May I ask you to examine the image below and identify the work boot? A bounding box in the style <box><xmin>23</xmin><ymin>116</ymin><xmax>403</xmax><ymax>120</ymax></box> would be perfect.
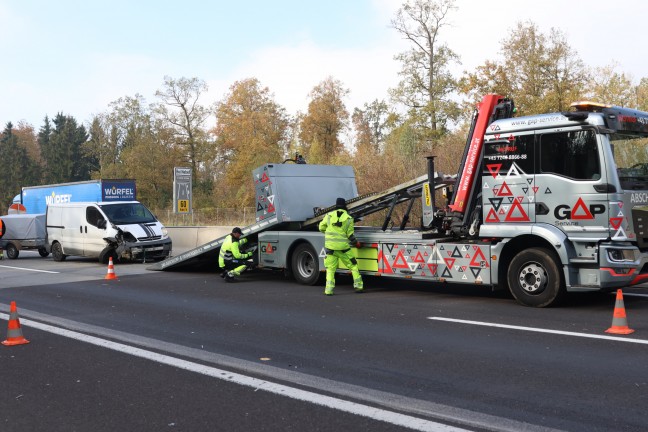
<box><xmin>225</xmin><ymin>272</ymin><xmax>236</xmax><ymax>283</ymax></box>
<box><xmin>354</xmin><ymin>287</ymin><xmax>364</xmax><ymax>293</ymax></box>
<box><xmin>220</xmin><ymin>271</ymin><xmax>227</xmax><ymax>278</ymax></box>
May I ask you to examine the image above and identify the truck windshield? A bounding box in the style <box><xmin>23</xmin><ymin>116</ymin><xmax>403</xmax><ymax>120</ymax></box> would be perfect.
<box><xmin>611</xmin><ymin>133</ymin><xmax>648</xmax><ymax>190</ymax></box>
<box><xmin>98</xmin><ymin>203</ymin><xmax>157</xmax><ymax>224</ymax></box>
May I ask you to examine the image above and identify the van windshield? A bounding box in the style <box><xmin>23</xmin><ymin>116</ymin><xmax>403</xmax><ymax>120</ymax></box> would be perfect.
<box><xmin>611</xmin><ymin>133</ymin><xmax>648</xmax><ymax>190</ymax></box>
<box><xmin>98</xmin><ymin>203</ymin><xmax>157</xmax><ymax>224</ymax></box>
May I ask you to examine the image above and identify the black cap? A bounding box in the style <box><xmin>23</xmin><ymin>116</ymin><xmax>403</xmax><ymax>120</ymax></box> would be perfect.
<box><xmin>232</xmin><ymin>227</ymin><xmax>243</xmax><ymax>235</ymax></box>
<box><xmin>335</xmin><ymin>197</ymin><xmax>346</xmax><ymax>209</ymax></box>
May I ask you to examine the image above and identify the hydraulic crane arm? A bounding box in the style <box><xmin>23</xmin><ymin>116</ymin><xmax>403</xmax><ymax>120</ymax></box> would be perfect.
<box><xmin>448</xmin><ymin>94</ymin><xmax>515</xmax><ymax>214</ymax></box>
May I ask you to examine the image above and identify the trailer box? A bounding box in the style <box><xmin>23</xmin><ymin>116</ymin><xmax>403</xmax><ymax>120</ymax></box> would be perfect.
<box><xmin>20</xmin><ymin>179</ymin><xmax>136</xmax><ymax>214</ymax></box>
<box><xmin>0</xmin><ymin>214</ymin><xmax>49</xmax><ymax>259</ymax></box>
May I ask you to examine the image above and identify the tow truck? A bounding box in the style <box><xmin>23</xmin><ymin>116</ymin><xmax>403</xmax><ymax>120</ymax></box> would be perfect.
<box><xmin>150</xmin><ymin>94</ymin><xmax>648</xmax><ymax>307</ymax></box>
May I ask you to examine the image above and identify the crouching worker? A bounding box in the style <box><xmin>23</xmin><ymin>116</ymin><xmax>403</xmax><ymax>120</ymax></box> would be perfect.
<box><xmin>219</xmin><ymin>227</ymin><xmax>254</xmax><ymax>283</ymax></box>
<box><xmin>318</xmin><ymin>197</ymin><xmax>363</xmax><ymax>295</ymax></box>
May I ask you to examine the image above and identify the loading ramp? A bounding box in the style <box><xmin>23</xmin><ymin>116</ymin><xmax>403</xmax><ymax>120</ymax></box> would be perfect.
<box><xmin>148</xmin><ymin>164</ymin><xmax>453</xmax><ymax>271</ymax></box>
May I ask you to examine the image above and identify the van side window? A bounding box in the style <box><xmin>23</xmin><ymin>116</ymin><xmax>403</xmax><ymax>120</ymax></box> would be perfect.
<box><xmin>86</xmin><ymin>207</ymin><xmax>104</xmax><ymax>227</ymax></box>
<box><xmin>540</xmin><ymin>130</ymin><xmax>600</xmax><ymax>180</ymax></box>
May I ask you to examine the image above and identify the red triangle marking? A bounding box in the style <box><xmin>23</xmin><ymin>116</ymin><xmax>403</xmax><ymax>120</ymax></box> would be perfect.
<box><xmin>392</xmin><ymin>250</ymin><xmax>409</xmax><ymax>268</ymax></box>
<box><xmin>571</xmin><ymin>198</ymin><xmax>594</xmax><ymax>220</ymax></box>
<box><xmin>427</xmin><ymin>264</ymin><xmax>438</xmax><ymax>275</ymax></box>
<box><xmin>443</xmin><ymin>258</ymin><xmax>456</xmax><ymax>268</ymax></box>
<box><xmin>261</xmin><ymin>172</ymin><xmax>270</xmax><ymax>182</ymax></box>
<box><xmin>486</xmin><ymin>164</ymin><xmax>502</xmax><ymax>178</ymax></box>
<box><xmin>486</xmin><ymin>209</ymin><xmax>499</xmax><ymax>222</ymax></box>
<box><xmin>609</xmin><ymin>217</ymin><xmax>623</xmax><ymax>229</ymax></box>
<box><xmin>413</xmin><ymin>251</ymin><xmax>425</xmax><ymax>263</ymax></box>
<box><xmin>378</xmin><ymin>250</ymin><xmax>393</xmax><ymax>274</ymax></box>
<box><xmin>505</xmin><ymin>200</ymin><xmax>530</xmax><ymax>222</ymax></box>
<box><xmin>469</xmin><ymin>248</ymin><xmax>490</xmax><ymax>268</ymax></box>
<box><xmin>498</xmin><ymin>182</ymin><xmax>513</xmax><ymax>196</ymax></box>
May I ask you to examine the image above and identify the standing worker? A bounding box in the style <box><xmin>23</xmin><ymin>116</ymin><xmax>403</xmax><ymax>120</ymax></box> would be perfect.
<box><xmin>318</xmin><ymin>197</ymin><xmax>363</xmax><ymax>295</ymax></box>
<box><xmin>219</xmin><ymin>227</ymin><xmax>254</xmax><ymax>282</ymax></box>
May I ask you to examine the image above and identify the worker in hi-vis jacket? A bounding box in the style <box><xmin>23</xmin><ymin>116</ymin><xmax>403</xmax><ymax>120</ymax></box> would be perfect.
<box><xmin>219</xmin><ymin>227</ymin><xmax>254</xmax><ymax>282</ymax></box>
<box><xmin>318</xmin><ymin>197</ymin><xmax>363</xmax><ymax>295</ymax></box>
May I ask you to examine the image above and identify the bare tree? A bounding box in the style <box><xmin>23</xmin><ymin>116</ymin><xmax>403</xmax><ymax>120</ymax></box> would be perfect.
<box><xmin>153</xmin><ymin>76</ymin><xmax>212</xmax><ymax>180</ymax></box>
<box><xmin>390</xmin><ymin>0</ymin><xmax>459</xmax><ymax>138</ymax></box>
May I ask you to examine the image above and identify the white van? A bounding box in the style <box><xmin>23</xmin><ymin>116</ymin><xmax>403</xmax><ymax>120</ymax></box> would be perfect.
<box><xmin>46</xmin><ymin>201</ymin><xmax>172</xmax><ymax>263</ymax></box>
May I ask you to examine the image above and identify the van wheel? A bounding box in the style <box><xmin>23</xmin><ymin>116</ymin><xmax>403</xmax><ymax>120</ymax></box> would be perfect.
<box><xmin>51</xmin><ymin>242</ymin><xmax>67</xmax><ymax>262</ymax></box>
<box><xmin>38</xmin><ymin>248</ymin><xmax>50</xmax><ymax>258</ymax></box>
<box><xmin>99</xmin><ymin>248</ymin><xmax>118</xmax><ymax>264</ymax></box>
<box><xmin>507</xmin><ymin>247</ymin><xmax>564</xmax><ymax>307</ymax></box>
<box><xmin>291</xmin><ymin>243</ymin><xmax>323</xmax><ymax>285</ymax></box>
<box><xmin>6</xmin><ymin>243</ymin><xmax>19</xmax><ymax>259</ymax></box>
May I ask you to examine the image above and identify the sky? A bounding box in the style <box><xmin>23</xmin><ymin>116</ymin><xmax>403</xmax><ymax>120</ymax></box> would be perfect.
<box><xmin>1</xmin><ymin>0</ymin><xmax>648</xmax><ymax>130</ymax></box>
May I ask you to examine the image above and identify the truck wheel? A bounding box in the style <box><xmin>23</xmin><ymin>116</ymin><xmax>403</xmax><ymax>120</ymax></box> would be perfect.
<box><xmin>38</xmin><ymin>248</ymin><xmax>50</xmax><ymax>258</ymax></box>
<box><xmin>6</xmin><ymin>243</ymin><xmax>19</xmax><ymax>259</ymax></box>
<box><xmin>51</xmin><ymin>242</ymin><xmax>67</xmax><ymax>262</ymax></box>
<box><xmin>291</xmin><ymin>243</ymin><xmax>322</xmax><ymax>285</ymax></box>
<box><xmin>507</xmin><ymin>247</ymin><xmax>564</xmax><ymax>307</ymax></box>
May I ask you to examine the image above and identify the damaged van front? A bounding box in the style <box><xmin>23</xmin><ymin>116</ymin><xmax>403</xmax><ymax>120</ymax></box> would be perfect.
<box><xmin>46</xmin><ymin>201</ymin><xmax>172</xmax><ymax>263</ymax></box>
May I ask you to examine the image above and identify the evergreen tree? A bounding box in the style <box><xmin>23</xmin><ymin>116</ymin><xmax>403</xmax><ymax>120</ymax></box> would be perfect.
<box><xmin>40</xmin><ymin>114</ymin><xmax>90</xmax><ymax>183</ymax></box>
<box><xmin>0</xmin><ymin>123</ymin><xmax>39</xmax><ymax>213</ymax></box>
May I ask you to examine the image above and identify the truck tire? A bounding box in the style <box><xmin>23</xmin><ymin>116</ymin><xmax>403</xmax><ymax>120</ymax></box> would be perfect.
<box><xmin>38</xmin><ymin>248</ymin><xmax>50</xmax><ymax>258</ymax></box>
<box><xmin>507</xmin><ymin>247</ymin><xmax>564</xmax><ymax>307</ymax></box>
<box><xmin>291</xmin><ymin>243</ymin><xmax>322</xmax><ymax>285</ymax></box>
<box><xmin>6</xmin><ymin>243</ymin><xmax>19</xmax><ymax>259</ymax></box>
<box><xmin>51</xmin><ymin>242</ymin><xmax>67</xmax><ymax>262</ymax></box>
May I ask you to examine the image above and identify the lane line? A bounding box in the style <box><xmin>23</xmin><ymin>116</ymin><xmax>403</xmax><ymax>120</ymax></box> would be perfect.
<box><xmin>1</xmin><ymin>306</ymin><xmax>558</xmax><ymax>432</ymax></box>
<box><xmin>428</xmin><ymin>317</ymin><xmax>648</xmax><ymax>345</ymax></box>
<box><xmin>0</xmin><ymin>313</ymin><xmax>468</xmax><ymax>432</ymax></box>
<box><xmin>0</xmin><ymin>265</ymin><xmax>59</xmax><ymax>274</ymax></box>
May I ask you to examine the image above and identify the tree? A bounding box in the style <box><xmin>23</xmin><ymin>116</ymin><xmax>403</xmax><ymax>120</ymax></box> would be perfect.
<box><xmin>352</xmin><ymin>99</ymin><xmax>393</xmax><ymax>155</ymax></box>
<box><xmin>0</xmin><ymin>123</ymin><xmax>39</xmax><ymax>213</ymax></box>
<box><xmin>390</xmin><ymin>0</ymin><xmax>460</xmax><ymax>139</ymax></box>
<box><xmin>86</xmin><ymin>115</ymin><xmax>113</xmax><ymax>178</ymax></box>
<box><xmin>460</xmin><ymin>22</ymin><xmax>588</xmax><ymax>115</ymax></box>
<box><xmin>214</xmin><ymin>78</ymin><xmax>289</xmax><ymax>207</ymax></box>
<box><xmin>86</xmin><ymin>95</ymin><xmax>181</xmax><ymax>209</ymax></box>
<box><xmin>39</xmin><ymin>114</ymin><xmax>90</xmax><ymax>183</ymax></box>
<box><xmin>544</xmin><ymin>28</ymin><xmax>589</xmax><ymax>111</ymax></box>
<box><xmin>635</xmin><ymin>77</ymin><xmax>648</xmax><ymax>111</ymax></box>
<box><xmin>588</xmin><ymin>63</ymin><xmax>635</xmax><ymax>107</ymax></box>
<box><xmin>153</xmin><ymin>76</ymin><xmax>212</xmax><ymax>182</ymax></box>
<box><xmin>299</xmin><ymin>77</ymin><xmax>349</xmax><ymax>163</ymax></box>
<box><xmin>118</xmin><ymin>122</ymin><xmax>181</xmax><ymax>209</ymax></box>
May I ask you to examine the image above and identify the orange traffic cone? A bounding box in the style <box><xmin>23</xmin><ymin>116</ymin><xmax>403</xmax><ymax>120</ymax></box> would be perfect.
<box><xmin>605</xmin><ymin>289</ymin><xmax>634</xmax><ymax>334</ymax></box>
<box><xmin>2</xmin><ymin>301</ymin><xmax>30</xmax><ymax>346</ymax></box>
<box><xmin>105</xmin><ymin>257</ymin><xmax>118</xmax><ymax>280</ymax></box>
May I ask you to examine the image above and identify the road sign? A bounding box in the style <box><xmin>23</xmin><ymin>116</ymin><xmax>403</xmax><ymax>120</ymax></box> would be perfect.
<box><xmin>173</xmin><ymin>167</ymin><xmax>192</xmax><ymax>214</ymax></box>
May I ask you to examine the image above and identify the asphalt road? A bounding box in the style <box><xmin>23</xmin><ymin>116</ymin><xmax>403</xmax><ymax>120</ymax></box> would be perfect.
<box><xmin>1</xmin><ymin>252</ymin><xmax>647</xmax><ymax>432</ymax></box>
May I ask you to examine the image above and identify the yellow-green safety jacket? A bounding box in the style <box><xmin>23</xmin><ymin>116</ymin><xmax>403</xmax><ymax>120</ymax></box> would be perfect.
<box><xmin>318</xmin><ymin>209</ymin><xmax>357</xmax><ymax>251</ymax></box>
<box><xmin>219</xmin><ymin>234</ymin><xmax>250</xmax><ymax>267</ymax></box>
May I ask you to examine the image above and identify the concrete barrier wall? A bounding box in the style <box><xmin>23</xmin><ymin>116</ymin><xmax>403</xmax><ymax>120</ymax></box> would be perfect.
<box><xmin>167</xmin><ymin>226</ymin><xmax>234</xmax><ymax>256</ymax></box>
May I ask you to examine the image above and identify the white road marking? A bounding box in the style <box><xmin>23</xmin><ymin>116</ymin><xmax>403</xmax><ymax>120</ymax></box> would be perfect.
<box><xmin>0</xmin><ymin>314</ymin><xmax>469</xmax><ymax>432</ymax></box>
<box><xmin>624</xmin><ymin>293</ymin><xmax>648</xmax><ymax>298</ymax></box>
<box><xmin>428</xmin><ymin>317</ymin><xmax>648</xmax><ymax>345</ymax></box>
<box><xmin>0</xmin><ymin>265</ymin><xmax>59</xmax><ymax>274</ymax></box>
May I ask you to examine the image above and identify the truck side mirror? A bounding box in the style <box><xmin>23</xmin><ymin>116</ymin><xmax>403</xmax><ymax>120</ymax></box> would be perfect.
<box><xmin>97</xmin><ymin>219</ymin><xmax>106</xmax><ymax>229</ymax></box>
